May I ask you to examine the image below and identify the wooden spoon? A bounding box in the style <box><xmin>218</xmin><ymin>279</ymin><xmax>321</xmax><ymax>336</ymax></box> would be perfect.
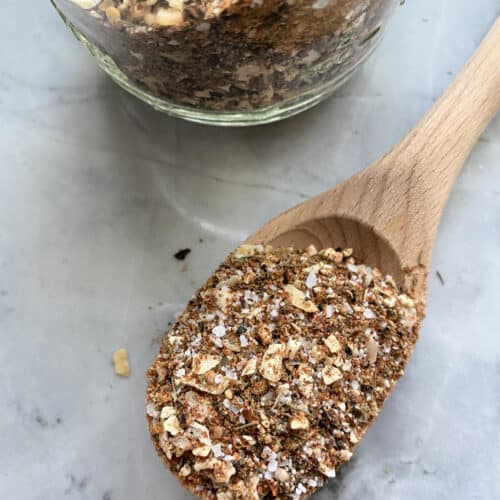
<box><xmin>147</xmin><ymin>20</ymin><xmax>500</xmax><ymax>499</ymax></box>
<box><xmin>248</xmin><ymin>18</ymin><xmax>500</xmax><ymax>303</ymax></box>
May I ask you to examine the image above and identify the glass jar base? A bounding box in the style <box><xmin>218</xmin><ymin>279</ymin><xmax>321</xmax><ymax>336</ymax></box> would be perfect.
<box><xmin>68</xmin><ymin>22</ymin><xmax>371</xmax><ymax>127</ymax></box>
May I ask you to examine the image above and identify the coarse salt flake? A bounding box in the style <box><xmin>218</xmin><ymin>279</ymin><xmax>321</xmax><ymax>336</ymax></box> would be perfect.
<box><xmin>146</xmin><ymin>403</ymin><xmax>159</xmax><ymax>418</ymax></box>
<box><xmin>212</xmin><ymin>325</ymin><xmax>226</xmax><ymax>337</ymax></box>
<box><xmin>211</xmin><ymin>337</ymin><xmax>223</xmax><ymax>348</ymax></box>
<box><xmin>267</xmin><ymin>458</ymin><xmax>278</xmax><ymax>472</ymax></box>
<box><xmin>212</xmin><ymin>444</ymin><xmax>224</xmax><ymax>458</ymax></box>
<box><xmin>363</xmin><ymin>308</ymin><xmax>376</xmax><ymax>319</ymax></box>
<box><xmin>325</xmin><ymin>304</ymin><xmax>333</xmax><ymax>318</ymax></box>
<box><xmin>306</xmin><ymin>272</ymin><xmax>317</xmax><ymax>289</ymax></box>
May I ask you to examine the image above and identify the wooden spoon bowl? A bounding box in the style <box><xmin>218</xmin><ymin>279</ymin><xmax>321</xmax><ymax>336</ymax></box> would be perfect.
<box><xmin>255</xmin><ymin>216</ymin><xmax>403</xmax><ymax>285</ymax></box>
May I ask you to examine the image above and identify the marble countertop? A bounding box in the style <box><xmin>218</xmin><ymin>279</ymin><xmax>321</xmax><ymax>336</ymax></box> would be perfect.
<box><xmin>1</xmin><ymin>1</ymin><xmax>499</xmax><ymax>499</ymax></box>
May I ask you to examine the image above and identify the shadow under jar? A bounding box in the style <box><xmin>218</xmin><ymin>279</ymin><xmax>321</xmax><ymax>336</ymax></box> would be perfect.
<box><xmin>52</xmin><ymin>0</ymin><xmax>400</xmax><ymax>126</ymax></box>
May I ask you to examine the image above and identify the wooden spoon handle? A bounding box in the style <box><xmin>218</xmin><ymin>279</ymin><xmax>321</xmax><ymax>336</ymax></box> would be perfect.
<box><xmin>359</xmin><ymin>17</ymin><xmax>500</xmax><ymax>274</ymax></box>
<box><xmin>387</xmin><ymin>16</ymin><xmax>500</xmax><ymax>187</ymax></box>
<box><xmin>247</xmin><ymin>18</ymin><xmax>500</xmax><ymax>298</ymax></box>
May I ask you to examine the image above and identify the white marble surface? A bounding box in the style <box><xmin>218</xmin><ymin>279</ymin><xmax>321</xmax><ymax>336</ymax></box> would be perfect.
<box><xmin>1</xmin><ymin>1</ymin><xmax>499</xmax><ymax>499</ymax></box>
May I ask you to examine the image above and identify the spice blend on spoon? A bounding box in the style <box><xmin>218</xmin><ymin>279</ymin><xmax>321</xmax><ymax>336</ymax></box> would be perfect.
<box><xmin>146</xmin><ymin>244</ymin><xmax>421</xmax><ymax>499</ymax></box>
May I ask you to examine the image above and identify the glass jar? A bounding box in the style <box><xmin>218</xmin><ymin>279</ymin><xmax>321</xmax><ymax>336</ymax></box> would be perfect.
<box><xmin>52</xmin><ymin>0</ymin><xmax>400</xmax><ymax>125</ymax></box>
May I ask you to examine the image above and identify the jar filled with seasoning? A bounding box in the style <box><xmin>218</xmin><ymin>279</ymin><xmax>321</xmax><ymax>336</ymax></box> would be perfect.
<box><xmin>52</xmin><ymin>0</ymin><xmax>401</xmax><ymax>125</ymax></box>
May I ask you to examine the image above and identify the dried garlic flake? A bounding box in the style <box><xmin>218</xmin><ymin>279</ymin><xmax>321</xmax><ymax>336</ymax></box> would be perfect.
<box><xmin>112</xmin><ymin>348</ymin><xmax>130</xmax><ymax>377</ymax></box>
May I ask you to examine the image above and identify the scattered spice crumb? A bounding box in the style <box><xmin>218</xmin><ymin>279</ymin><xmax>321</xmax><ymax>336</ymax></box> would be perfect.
<box><xmin>113</xmin><ymin>348</ymin><xmax>130</xmax><ymax>377</ymax></box>
<box><xmin>436</xmin><ymin>270</ymin><xmax>445</xmax><ymax>286</ymax></box>
<box><xmin>174</xmin><ymin>249</ymin><xmax>192</xmax><ymax>261</ymax></box>
<box><xmin>146</xmin><ymin>244</ymin><xmax>422</xmax><ymax>499</ymax></box>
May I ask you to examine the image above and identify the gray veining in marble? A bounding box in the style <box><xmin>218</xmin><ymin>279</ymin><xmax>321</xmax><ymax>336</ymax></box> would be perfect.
<box><xmin>1</xmin><ymin>1</ymin><xmax>499</xmax><ymax>499</ymax></box>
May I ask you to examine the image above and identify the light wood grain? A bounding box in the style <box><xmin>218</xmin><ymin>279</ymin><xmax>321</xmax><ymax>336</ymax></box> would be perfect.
<box><xmin>248</xmin><ymin>17</ymin><xmax>500</xmax><ymax>300</ymax></box>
